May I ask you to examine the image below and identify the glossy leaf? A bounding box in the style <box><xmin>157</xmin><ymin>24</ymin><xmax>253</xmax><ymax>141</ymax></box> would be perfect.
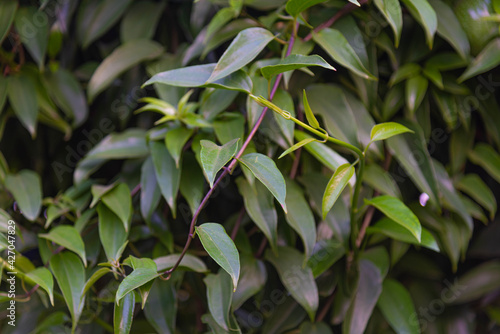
<box><xmin>7</xmin><ymin>73</ymin><xmax>38</xmax><ymax>137</ymax></box>
<box><xmin>401</xmin><ymin>0</ymin><xmax>437</xmax><ymax>48</ymax></box>
<box><xmin>14</xmin><ymin>7</ymin><xmax>48</xmax><ymax>67</ymax></box>
<box><xmin>232</xmin><ymin>255</ymin><xmax>267</xmax><ymax>310</ymax></box>
<box><xmin>365</xmin><ymin>195</ymin><xmax>422</xmax><ymax>242</ymax></box>
<box><xmin>40</xmin><ymin>225</ymin><xmax>87</xmax><ymax>266</ymax></box>
<box><xmin>286</xmin><ymin>0</ymin><xmax>329</xmax><ymax>17</ymax></box>
<box><xmin>266</xmin><ymin>246</ymin><xmax>318</xmax><ymax>321</ymax></box>
<box><xmin>200</xmin><ymin>139</ymin><xmax>239</xmax><ymax>187</ymax></box>
<box><xmin>81</xmin><ymin>0</ymin><xmax>133</xmax><ymax>47</ymax></box>
<box><xmin>279</xmin><ymin>138</ymin><xmax>316</xmax><ymax>159</ymax></box>
<box><xmin>116</xmin><ymin>268</ymin><xmax>159</xmax><ymax>305</ymax></box>
<box><xmin>207</xmin><ymin>27</ymin><xmax>275</xmax><ymax>82</ymax></box>
<box><xmin>236</xmin><ymin>178</ymin><xmax>278</xmax><ymax>251</ymax></box>
<box><xmin>196</xmin><ymin>223</ymin><xmax>240</xmax><ymax>289</ymax></box>
<box><xmin>83</xmin><ymin>268</ymin><xmax>112</xmax><ymax>295</ymax></box>
<box><xmin>204</xmin><ymin>271</ymin><xmax>233</xmax><ymax>331</ymax></box>
<box><xmin>260</xmin><ymin>54</ymin><xmax>335</xmax><ymax>80</ymax></box>
<box><xmin>150</xmin><ymin>141</ymin><xmax>181</xmax><ymax>218</ymax></box>
<box><xmin>313</xmin><ymin>28</ymin><xmax>376</xmax><ymax>80</ymax></box>
<box><xmin>4</xmin><ymin>170</ymin><xmax>42</xmax><ymax>221</ymax></box>
<box><xmin>238</xmin><ymin>153</ymin><xmax>287</xmax><ymax>213</ymax></box>
<box><xmin>468</xmin><ymin>143</ymin><xmax>500</xmax><ymax>183</ymax></box>
<box><xmin>166</xmin><ymin>127</ymin><xmax>193</xmax><ymax>168</ymax></box>
<box><xmin>457</xmin><ymin>174</ymin><xmax>497</xmax><ymax>220</ymax></box>
<box><xmin>144</xmin><ymin>279</ymin><xmax>177</xmax><ymax>334</ymax></box>
<box><xmin>459</xmin><ymin>39</ymin><xmax>500</xmax><ymax>83</ymax></box>
<box><xmin>205</xmin><ymin>7</ymin><xmax>236</xmax><ymax>42</ymax></box>
<box><xmin>213</xmin><ymin>112</ymin><xmax>245</xmax><ymax>143</ymax></box>
<box><xmin>429</xmin><ymin>0</ymin><xmax>470</xmax><ymax>59</ymax></box>
<box><xmin>50</xmin><ymin>252</ymin><xmax>86</xmax><ymax>331</ymax></box>
<box><xmin>363</xmin><ymin>164</ymin><xmax>401</xmax><ymax>198</ymax></box>
<box><xmin>154</xmin><ymin>253</ymin><xmax>208</xmax><ymax>273</ymax></box>
<box><xmin>303</xmin><ymin>90</ymin><xmax>320</xmax><ymax>129</ymax></box>
<box><xmin>377</xmin><ymin>279</ymin><xmax>420</xmax><ymax>334</ymax></box>
<box><xmin>26</xmin><ymin>267</ymin><xmax>54</xmax><ymax>305</ymax></box>
<box><xmin>97</xmin><ymin>203</ymin><xmax>128</xmax><ymax>262</ymax></box>
<box><xmin>120</xmin><ymin>1</ymin><xmax>164</xmax><ymax>43</ymax></box>
<box><xmin>179</xmin><ymin>153</ymin><xmax>205</xmax><ymax>215</ymax></box>
<box><xmin>101</xmin><ymin>183</ymin><xmax>132</xmax><ymax>232</ymax></box>
<box><xmin>114</xmin><ymin>291</ymin><xmax>135</xmax><ymax>334</ymax></box>
<box><xmin>374</xmin><ymin>0</ymin><xmax>402</xmax><ymax>47</ymax></box>
<box><xmin>140</xmin><ymin>157</ymin><xmax>161</xmax><ymax>223</ymax></box>
<box><xmin>370</xmin><ymin>122</ymin><xmax>413</xmax><ymax>142</ymax></box>
<box><xmin>405</xmin><ymin>75</ymin><xmax>428</xmax><ymax>115</ymax></box>
<box><xmin>0</xmin><ymin>0</ymin><xmax>17</xmax><ymax>44</ymax></box>
<box><xmin>88</xmin><ymin>39</ymin><xmax>164</xmax><ymax>102</ymax></box>
<box><xmin>285</xmin><ymin>179</ymin><xmax>316</xmax><ymax>261</ymax></box>
<box><xmin>295</xmin><ymin>131</ymin><xmax>350</xmax><ymax>171</ymax></box>
<box><xmin>322</xmin><ymin>164</ymin><xmax>354</xmax><ymax>220</ymax></box>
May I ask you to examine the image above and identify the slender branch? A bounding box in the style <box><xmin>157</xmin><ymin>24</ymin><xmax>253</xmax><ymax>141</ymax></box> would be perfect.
<box><xmin>316</xmin><ymin>290</ymin><xmax>336</xmax><ymax>322</ymax></box>
<box><xmin>303</xmin><ymin>0</ymin><xmax>369</xmax><ymax>42</ymax></box>
<box><xmin>230</xmin><ymin>207</ymin><xmax>246</xmax><ymax>240</ymax></box>
<box><xmin>162</xmin><ymin>22</ymin><xmax>300</xmax><ymax>278</ymax></box>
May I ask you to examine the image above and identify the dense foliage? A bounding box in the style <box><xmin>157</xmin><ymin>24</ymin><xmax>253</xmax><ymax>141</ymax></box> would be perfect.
<box><xmin>1</xmin><ymin>0</ymin><xmax>500</xmax><ymax>333</ymax></box>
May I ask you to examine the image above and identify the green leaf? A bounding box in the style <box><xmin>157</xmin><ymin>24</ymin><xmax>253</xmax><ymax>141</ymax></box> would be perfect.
<box><xmin>144</xmin><ymin>279</ymin><xmax>177</xmax><ymax>334</ymax></box>
<box><xmin>279</xmin><ymin>138</ymin><xmax>316</xmax><ymax>159</ymax></box>
<box><xmin>303</xmin><ymin>90</ymin><xmax>320</xmax><ymax>129</ymax></box>
<box><xmin>0</xmin><ymin>76</ymin><xmax>7</xmax><ymax>112</ymax></box>
<box><xmin>83</xmin><ymin>268</ymin><xmax>112</xmax><ymax>295</ymax></box>
<box><xmin>468</xmin><ymin>143</ymin><xmax>500</xmax><ymax>184</ymax></box>
<box><xmin>232</xmin><ymin>255</ymin><xmax>267</xmax><ymax>310</ymax></box>
<box><xmin>377</xmin><ymin>279</ymin><xmax>420</xmax><ymax>334</ymax></box>
<box><xmin>457</xmin><ymin>174</ymin><xmax>497</xmax><ymax>220</ymax></box>
<box><xmin>363</xmin><ymin>164</ymin><xmax>401</xmax><ymax>198</ymax></box>
<box><xmin>81</xmin><ymin>0</ymin><xmax>133</xmax><ymax>47</ymax></box>
<box><xmin>343</xmin><ymin>259</ymin><xmax>383</xmax><ymax>334</ymax></box>
<box><xmin>204</xmin><ymin>271</ymin><xmax>234</xmax><ymax>331</ymax></box>
<box><xmin>88</xmin><ymin>39</ymin><xmax>164</xmax><ymax>102</ymax></box>
<box><xmin>179</xmin><ymin>153</ymin><xmax>205</xmax><ymax>215</ymax></box>
<box><xmin>0</xmin><ymin>0</ymin><xmax>17</xmax><ymax>44</ymax></box>
<box><xmin>14</xmin><ymin>7</ymin><xmax>48</xmax><ymax>67</ymax></box>
<box><xmin>322</xmin><ymin>163</ymin><xmax>355</xmax><ymax>220</ymax></box>
<box><xmin>200</xmin><ymin>139</ymin><xmax>239</xmax><ymax>188</ymax></box>
<box><xmin>260</xmin><ymin>54</ymin><xmax>335</xmax><ymax>80</ymax></box>
<box><xmin>7</xmin><ymin>73</ymin><xmax>38</xmax><ymax>137</ymax></box>
<box><xmin>120</xmin><ymin>1</ymin><xmax>164</xmax><ymax>43</ymax></box>
<box><xmin>213</xmin><ymin>112</ymin><xmax>245</xmax><ymax>143</ymax></box>
<box><xmin>370</xmin><ymin>122</ymin><xmax>413</xmax><ymax>142</ymax></box>
<box><xmin>166</xmin><ymin>127</ymin><xmax>193</xmax><ymax>168</ymax></box>
<box><xmin>459</xmin><ymin>38</ymin><xmax>500</xmax><ymax>82</ymax></box>
<box><xmin>4</xmin><ymin>170</ymin><xmax>42</xmax><ymax>221</ymax></box>
<box><xmin>401</xmin><ymin>0</ymin><xmax>437</xmax><ymax>48</ymax></box>
<box><xmin>364</xmin><ymin>195</ymin><xmax>422</xmax><ymax>242</ymax></box>
<box><xmin>140</xmin><ymin>157</ymin><xmax>161</xmax><ymax>223</ymax></box>
<box><xmin>101</xmin><ymin>183</ymin><xmax>132</xmax><ymax>232</ymax></box>
<box><xmin>205</xmin><ymin>7</ymin><xmax>237</xmax><ymax>42</ymax></box>
<box><xmin>195</xmin><ymin>223</ymin><xmax>240</xmax><ymax>290</ymax></box>
<box><xmin>150</xmin><ymin>141</ymin><xmax>181</xmax><ymax>218</ymax></box>
<box><xmin>284</xmin><ymin>179</ymin><xmax>317</xmax><ymax>261</ymax></box>
<box><xmin>154</xmin><ymin>253</ymin><xmax>208</xmax><ymax>273</ymax></box>
<box><xmin>75</xmin><ymin>129</ymin><xmax>148</xmax><ymax>184</ymax></box>
<box><xmin>238</xmin><ymin>153</ymin><xmax>288</xmax><ymax>213</ymax></box>
<box><xmin>286</xmin><ymin>0</ymin><xmax>329</xmax><ymax>17</ymax></box>
<box><xmin>313</xmin><ymin>28</ymin><xmax>376</xmax><ymax>80</ymax></box>
<box><xmin>367</xmin><ymin>218</ymin><xmax>439</xmax><ymax>251</ymax></box>
<box><xmin>97</xmin><ymin>203</ymin><xmax>128</xmax><ymax>262</ymax></box>
<box><xmin>405</xmin><ymin>75</ymin><xmax>428</xmax><ymax>115</ymax></box>
<box><xmin>116</xmin><ymin>268</ymin><xmax>159</xmax><ymax>305</ymax></box>
<box><xmin>374</xmin><ymin>0</ymin><xmax>403</xmax><ymax>47</ymax></box>
<box><xmin>236</xmin><ymin>178</ymin><xmax>278</xmax><ymax>251</ymax></box>
<box><xmin>266</xmin><ymin>246</ymin><xmax>318</xmax><ymax>321</ymax></box>
<box><xmin>144</xmin><ymin>64</ymin><xmax>253</xmax><ymax>93</ymax></box>
<box><xmin>295</xmin><ymin>131</ymin><xmax>350</xmax><ymax>171</ymax></box>
<box><xmin>50</xmin><ymin>252</ymin><xmax>86</xmax><ymax>331</ymax></box>
<box><xmin>389</xmin><ymin>63</ymin><xmax>421</xmax><ymax>87</ymax></box>
<box><xmin>207</xmin><ymin>27</ymin><xmax>275</xmax><ymax>82</ymax></box>
<box><xmin>449</xmin><ymin>261</ymin><xmax>500</xmax><ymax>304</ymax></box>
<box><xmin>40</xmin><ymin>225</ymin><xmax>87</xmax><ymax>266</ymax></box>
<box><xmin>307</xmin><ymin>239</ymin><xmax>345</xmax><ymax>278</ymax></box>
<box><xmin>26</xmin><ymin>267</ymin><xmax>54</xmax><ymax>306</ymax></box>
<box><xmin>429</xmin><ymin>0</ymin><xmax>470</xmax><ymax>59</ymax></box>
<box><xmin>43</xmin><ymin>68</ymin><xmax>88</xmax><ymax>127</ymax></box>
<box><xmin>114</xmin><ymin>291</ymin><xmax>135</xmax><ymax>334</ymax></box>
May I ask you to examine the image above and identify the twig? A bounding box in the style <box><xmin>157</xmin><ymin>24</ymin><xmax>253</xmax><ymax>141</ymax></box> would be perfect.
<box><xmin>303</xmin><ymin>0</ymin><xmax>369</xmax><ymax>42</ymax></box>
<box><xmin>230</xmin><ymin>207</ymin><xmax>246</xmax><ymax>240</ymax></box>
<box><xmin>162</xmin><ymin>22</ymin><xmax>300</xmax><ymax>279</ymax></box>
<box><xmin>316</xmin><ymin>290</ymin><xmax>336</xmax><ymax>322</ymax></box>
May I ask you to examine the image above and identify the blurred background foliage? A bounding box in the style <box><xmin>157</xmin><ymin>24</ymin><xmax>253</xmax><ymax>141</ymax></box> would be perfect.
<box><xmin>1</xmin><ymin>0</ymin><xmax>500</xmax><ymax>333</ymax></box>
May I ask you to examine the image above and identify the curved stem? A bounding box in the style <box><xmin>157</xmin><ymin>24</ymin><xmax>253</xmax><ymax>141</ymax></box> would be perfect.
<box><xmin>162</xmin><ymin>22</ymin><xmax>300</xmax><ymax>278</ymax></box>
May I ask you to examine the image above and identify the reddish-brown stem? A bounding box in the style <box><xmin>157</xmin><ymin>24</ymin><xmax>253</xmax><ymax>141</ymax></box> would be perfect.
<box><xmin>316</xmin><ymin>290</ymin><xmax>336</xmax><ymax>322</ymax></box>
<box><xmin>162</xmin><ymin>23</ymin><xmax>300</xmax><ymax>278</ymax></box>
<box><xmin>230</xmin><ymin>207</ymin><xmax>246</xmax><ymax>240</ymax></box>
<box><xmin>303</xmin><ymin>0</ymin><xmax>368</xmax><ymax>42</ymax></box>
